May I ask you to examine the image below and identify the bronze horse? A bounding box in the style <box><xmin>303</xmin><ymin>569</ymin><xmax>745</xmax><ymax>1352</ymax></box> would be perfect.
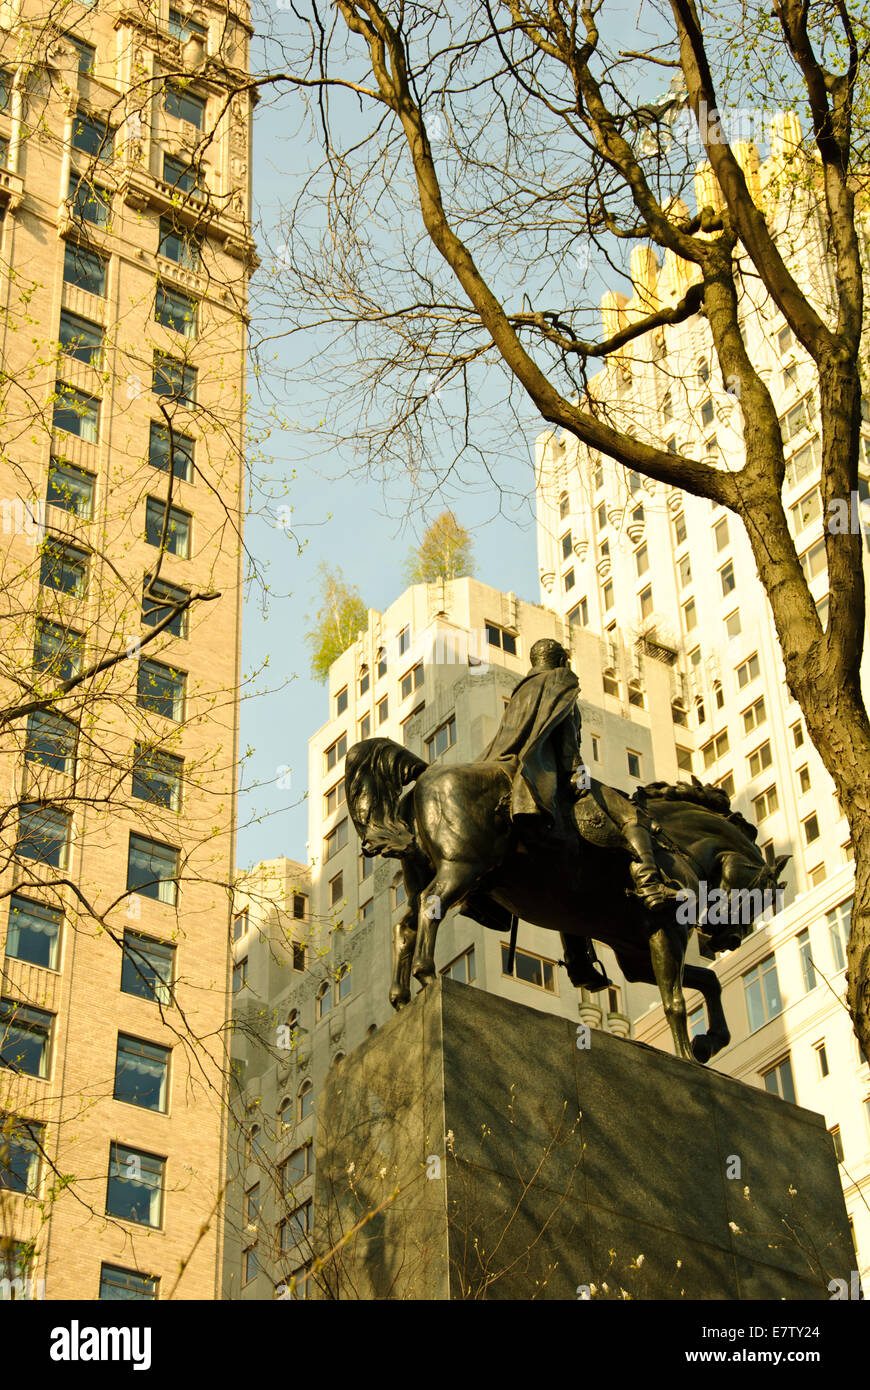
<box><xmin>345</xmin><ymin>738</ymin><xmax>789</xmax><ymax>1064</ymax></box>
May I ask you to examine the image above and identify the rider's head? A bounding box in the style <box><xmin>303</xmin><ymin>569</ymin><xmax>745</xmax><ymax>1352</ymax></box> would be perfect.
<box><xmin>529</xmin><ymin>638</ymin><xmax>569</xmax><ymax>670</ymax></box>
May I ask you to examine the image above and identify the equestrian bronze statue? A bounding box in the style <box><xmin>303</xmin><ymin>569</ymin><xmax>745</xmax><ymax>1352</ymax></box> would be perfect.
<box><xmin>345</xmin><ymin>638</ymin><xmax>789</xmax><ymax>1064</ymax></box>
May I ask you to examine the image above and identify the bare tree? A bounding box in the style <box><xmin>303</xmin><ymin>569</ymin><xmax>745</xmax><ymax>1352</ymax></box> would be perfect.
<box><xmin>249</xmin><ymin>0</ymin><xmax>870</xmax><ymax>1057</ymax></box>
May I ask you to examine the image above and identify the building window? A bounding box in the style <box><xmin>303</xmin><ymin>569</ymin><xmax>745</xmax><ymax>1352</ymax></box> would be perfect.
<box><xmin>719</xmin><ymin>560</ymin><xmax>736</xmax><ymax>596</ymax></box>
<box><xmin>814</xmin><ymin>1041</ymin><xmax>830</xmax><ymax>1079</ymax></box>
<box><xmin>0</xmin><ymin>1000</ymin><xmax>52</xmax><ymax>1078</ymax></box>
<box><xmin>63</xmin><ymin>243</ymin><xmax>107</xmax><ymax>297</ymax></box>
<box><xmin>425</xmin><ymin>716</ymin><xmax>456</xmax><ymax>761</ymax></box>
<box><xmin>799</xmin><ymin>538</ymin><xmax>827</xmax><ymax>586</ymax></box>
<box><xmin>281</xmin><ymin>1200</ymin><xmax>312</xmax><ymax>1254</ymax></box>
<box><xmin>558</xmin><ymin>491</ymin><xmax>570</xmax><ymax>520</ymax></box>
<box><xmin>634</xmin><ymin>543</ymin><xmax>649</xmax><ymax>577</ymax></box>
<box><xmin>98</xmin><ymin>1265</ymin><xmax>159</xmax><ymax>1301</ymax></box>
<box><xmin>325</xmin><ymin>780</ymin><xmax>346</xmax><ymax>816</ymax></box>
<box><xmin>688</xmin><ymin>1005</ymin><xmax>706</xmax><ymax>1039</ymax></box>
<box><xmin>65</xmin><ymin>33</ymin><xmax>96</xmax><ymax>72</ymax></box>
<box><xmin>46</xmin><ymin>460</ymin><xmax>95</xmax><ymax>518</ymax></box>
<box><xmin>292</xmin><ymin>941</ymin><xmax>306</xmax><ymax>971</ymax></box>
<box><xmin>563</xmin><ymin>567</ymin><xmax>575</xmax><ymax>593</ymax></box>
<box><xmin>358</xmin><ymin>666</ymin><xmax>370</xmax><ymax>697</ymax></box>
<box><xmin>742</xmin><ymin>696</ymin><xmax>766</xmax><ymax>734</ymax></box>
<box><xmin>293</xmin><ymin>893</ymin><xmax>307</xmax><ymax>921</ymax></box>
<box><xmin>141</xmin><ymin>577</ymin><xmax>189</xmax><ymax>637</ymax></box>
<box><xmin>328</xmin><ymin>872</ymin><xmax>343</xmax><ymax>907</ymax></box>
<box><xmin>675</xmin><ymin>745</ymin><xmax>692</xmax><ymax>774</ymax></box>
<box><xmin>165</xmin><ymin>84</ymin><xmax>205</xmax><ymax>128</ymax></box>
<box><xmin>627</xmin><ymin>680</ymin><xmax>645</xmax><ymax>709</ymax></box>
<box><xmin>0</xmin><ymin>1120</ymin><xmax>44</xmax><ymax>1196</ymax></box>
<box><xmin>148</xmin><ymin>421</ymin><xmax>194</xmax><ymax>482</ymax></box>
<box><xmin>700</xmin><ymin>396</ymin><xmax>714</xmax><ymax>428</ymax></box>
<box><xmin>676</xmin><ymin>553</ymin><xmax>692</xmax><ymax>589</ymax></box>
<box><xmin>682</xmin><ymin>597</ymin><xmax>697</xmax><ymax>632</ymax></box>
<box><xmin>120</xmin><ymin>932</ymin><xmax>174</xmax><ymax>1005</ymax></box>
<box><xmin>441</xmin><ymin>946</ymin><xmax>475</xmax><ymax>984</ymax></box>
<box><xmin>560</xmin><ymin>532</ymin><xmax>574</xmax><ymax>563</ymax></box>
<box><xmin>243</xmin><ymin>1246</ymin><xmax>258</xmax><ymax>1285</ymax></box>
<box><xmin>762</xmin><ymin>1056</ymin><xmax>796</xmax><ymax>1103</ymax></box>
<box><xmin>25</xmin><ymin>711</ymin><xmax>77</xmax><ymax>775</ymax></box>
<box><xmin>392</xmin><ymin>877</ymin><xmax>407</xmax><ymax>909</ymax></box>
<box><xmin>335</xmin><ymin>686</ymin><xmax>348</xmax><ymax>717</ymax></box>
<box><xmin>747</xmin><ymin>741</ymin><xmax>772</xmax><ymax>780</ymax></box>
<box><xmin>829</xmin><ymin>1125</ymin><xmax>844</xmax><ymax>1162</ymax></box>
<box><xmin>567</xmin><ymin>597</ymin><xmax>588</xmax><ymax>627</ymax></box>
<box><xmin>155</xmin><ymin>283</ymin><xmax>197</xmax><ymax>337</ymax></box>
<box><xmin>126</xmin><ymin>834</ymin><xmax>178</xmax><ymax>905</ymax></box>
<box><xmin>360</xmin><ymin>898</ymin><xmax>374</xmax><ymax>923</ymax></box>
<box><xmin>602</xmin><ymin>668</ymin><xmax>619</xmax><ymax>698</ymax></box>
<box><xmin>158</xmin><ymin>216</ymin><xmax>201</xmax><ymax>270</ymax></box>
<box><xmin>827</xmin><ymin>898</ymin><xmax>851</xmax><ymax>972</ymax></box>
<box><xmin>751</xmin><ymin>784</ymin><xmax>778</xmax><ymax>821</ymax></box>
<box><xmin>324</xmin><ymin>819</ymin><xmax>348</xmax><ymax>861</ymax></box>
<box><xmin>137</xmin><ymin>659</ymin><xmax>185</xmax><ymax>720</ymax></box>
<box><xmin>701</xmin><ymin>730</ymin><xmax>729</xmax><ymax>769</ymax></box>
<box><xmin>114</xmin><ymin>1035</ymin><xmax>170</xmax><ymax>1112</ymax></box>
<box><xmin>673</xmin><ymin>511</ymin><xmax>687</xmax><ymax>546</ymax></box>
<box><xmin>501</xmin><ymin>943</ymin><xmax>557</xmax><ymax>993</ymax></box>
<box><xmin>400</xmin><ymin>664</ymin><xmax>424</xmax><ymax>700</ymax></box>
<box><xmin>791</xmin><ymin>720</ymin><xmax>804</xmax><ymax>748</ymax></box>
<box><xmin>298</xmin><ymin>1081</ymin><xmax>314</xmax><ymax>1120</ymax></box>
<box><xmin>232</xmin><ymin>910</ymin><xmax>248</xmax><ymax>942</ymax></box>
<box><xmin>796</xmin><ymin>764</ymin><xmax>811</xmax><ymax>795</ymax></box>
<box><xmin>59</xmin><ymin>309</ymin><xmax>103</xmax><ymax>367</ymax></box>
<box><xmin>724</xmin><ymin>609</ymin><xmax>742</xmax><ymax>639</ymax></box>
<box><xmin>152</xmin><ymin>351</ymin><xmax>196</xmax><ymax>405</ymax></box>
<box><xmin>397</xmin><ymin>626</ymin><xmax>411</xmax><ymax>657</ymax></box>
<box><xmin>72</xmin><ymin>108</ymin><xmax>113</xmax><ymax>158</ymax></box>
<box><xmin>335</xmin><ymin>963</ymin><xmax>351</xmax><ymax>1003</ymax></box>
<box><xmin>485</xmin><ymin>623</ymin><xmax>517</xmax><ymax>655</ymax></box>
<box><xmin>162</xmin><ymin>154</ymin><xmax>203</xmax><ymax>195</ymax></box>
<box><xmin>736</xmin><ymin>652</ymin><xmax>759</xmax><ymax>689</ymax></box>
<box><xmin>743</xmin><ymin>953</ymin><xmax>782</xmax><ymax>1031</ymax></box>
<box><xmin>626</xmin><ymin>749</ymin><xmax>642</xmax><ymax>779</ymax></box>
<box><xmin>713</xmin><ymin>516</ymin><xmax>729</xmax><ymax>552</ymax></box>
<box><xmin>377</xmin><ymin>696</ymin><xmax>389</xmax><ymax>724</ymax></box>
<box><xmin>132</xmin><ymin>746</ymin><xmax>183</xmax><ymax>811</ymax></box>
<box><xmin>359</xmin><ymin>713</ymin><xmax>371</xmax><ymax>740</ymax></box>
<box><xmin>325</xmin><ymin>733</ymin><xmax>347</xmax><ymax>772</ymax></box>
<box><xmin>53</xmin><ymin>382</ymin><xmax>99</xmax><ymax>441</ymax></box>
<box><xmin>106</xmin><ymin>1145</ymin><xmax>164</xmax><ymax>1228</ymax></box>
<box><xmin>39</xmin><ymin>536</ymin><xmax>89</xmax><ymax>598</ymax></box>
<box><xmin>5</xmin><ymin>897</ymin><xmax>62</xmax><ymax>972</ymax></box>
<box><xmin>789</xmin><ymin>487</ymin><xmax>822</xmax><ymax>532</ymax></box>
<box><xmin>783</xmin><ymin>393</ymin><xmax>815</xmax><ymax>442</ymax></box>
<box><xmin>808</xmin><ymin>863</ymin><xmax>826</xmax><ymax>887</ymax></box>
<box><xmin>281</xmin><ymin>1144</ymin><xmax>312</xmax><ymax>1197</ymax></box>
<box><xmin>16</xmin><ymin>804</ymin><xmax>70</xmax><ymax>869</ymax></box>
<box><xmin>69</xmin><ymin>175</ymin><xmax>110</xmax><ymax>226</ymax></box>
<box><xmin>802</xmin><ymin>813</ymin><xmax>820</xmax><ymax>845</ymax></box>
<box><xmin>602</xmin><ymin>580</ymin><xmax>614</xmax><ymax>611</ymax></box>
<box><xmin>797</xmin><ymin>929</ymin><xmax>816</xmax><ymax>992</ymax></box>
<box><xmin>596</xmin><ymin>502</ymin><xmax>607</xmax><ymax>530</ymax></box>
<box><xmin>232</xmin><ymin>958</ymin><xmax>248</xmax><ymax>993</ymax></box>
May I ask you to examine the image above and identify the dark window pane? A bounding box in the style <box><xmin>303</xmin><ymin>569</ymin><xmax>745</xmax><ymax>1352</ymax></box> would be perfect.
<box><xmin>126</xmin><ymin>834</ymin><xmax>178</xmax><ymax>904</ymax></box>
<box><xmin>99</xmin><ymin>1265</ymin><xmax>158</xmax><ymax>1300</ymax></box>
<box><xmin>0</xmin><ymin>1000</ymin><xmax>52</xmax><ymax>1077</ymax></box>
<box><xmin>106</xmin><ymin>1144</ymin><xmax>164</xmax><ymax>1227</ymax></box>
<box><xmin>46</xmin><ymin>461</ymin><xmax>94</xmax><ymax>518</ymax></box>
<box><xmin>5</xmin><ymin>897</ymin><xmax>62</xmax><ymax>970</ymax></box>
<box><xmin>120</xmin><ymin>932</ymin><xmax>174</xmax><ymax>1005</ymax></box>
<box><xmin>16</xmin><ymin>804</ymin><xmax>70</xmax><ymax>868</ymax></box>
<box><xmin>114</xmin><ymin>1035</ymin><xmax>170</xmax><ymax>1112</ymax></box>
<box><xmin>63</xmin><ymin>243</ymin><xmax>107</xmax><ymax>296</ymax></box>
<box><xmin>25</xmin><ymin>711</ymin><xmax>76</xmax><ymax>774</ymax></box>
<box><xmin>137</xmin><ymin>659</ymin><xmax>185</xmax><ymax>720</ymax></box>
<box><xmin>141</xmin><ymin>578</ymin><xmax>189</xmax><ymax>637</ymax></box>
<box><xmin>148</xmin><ymin>421</ymin><xmax>193</xmax><ymax>481</ymax></box>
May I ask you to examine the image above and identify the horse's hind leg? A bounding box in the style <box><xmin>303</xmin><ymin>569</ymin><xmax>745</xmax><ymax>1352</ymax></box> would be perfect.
<box><xmin>682</xmin><ymin>963</ymin><xmax>730</xmax><ymax>1063</ymax></box>
<box><xmin>412</xmin><ymin>860</ymin><xmax>480</xmax><ymax>988</ymax></box>
<box><xmin>391</xmin><ymin>909</ymin><xmax>416</xmax><ymax>1010</ymax></box>
<box><xmin>647</xmin><ymin>919</ymin><xmax>695</xmax><ymax>1063</ymax></box>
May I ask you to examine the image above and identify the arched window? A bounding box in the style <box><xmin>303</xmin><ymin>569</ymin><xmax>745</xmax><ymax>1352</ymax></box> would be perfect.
<box><xmin>695</xmin><ymin>695</ymin><xmax>707</xmax><ymax>725</ymax></box>
<box><xmin>335</xmin><ymin>963</ymin><xmax>351</xmax><ymax>1003</ymax></box>
<box><xmin>376</xmin><ymin>647</ymin><xmax>387</xmax><ymax>679</ymax></box>
<box><xmin>278</xmin><ymin>1096</ymin><xmax>293</xmax><ymax>1129</ymax></box>
<box><xmin>358</xmin><ymin>664</ymin><xmax>369</xmax><ymax>696</ymax></box>
<box><xmin>558</xmin><ymin>491</ymin><xmax>570</xmax><ymax>520</ymax></box>
<box><xmin>247</xmin><ymin>1124</ymin><xmax>263</xmax><ymax>1165</ymax></box>
<box><xmin>298</xmin><ymin>1080</ymin><xmax>313</xmax><ymax>1121</ymax></box>
<box><xmin>698</xmin><ymin>356</ymin><xmax>711</xmax><ymax>383</ymax></box>
<box><xmin>316</xmin><ymin>981</ymin><xmax>331</xmax><ymax>1020</ymax></box>
<box><xmin>602</xmin><ymin>668</ymin><xmax>620</xmax><ymax>698</ymax></box>
<box><xmin>713</xmin><ymin>679</ymin><xmax>724</xmax><ymax>710</ymax></box>
<box><xmin>671</xmin><ymin>699</ymin><xmax>689</xmax><ymax>727</ymax></box>
<box><xmin>627</xmin><ymin>680</ymin><xmax>645</xmax><ymax>709</ymax></box>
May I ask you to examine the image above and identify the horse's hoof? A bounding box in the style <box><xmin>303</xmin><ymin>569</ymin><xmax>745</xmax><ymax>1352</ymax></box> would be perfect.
<box><xmin>413</xmin><ymin>968</ymin><xmax>436</xmax><ymax>989</ymax></box>
<box><xmin>692</xmin><ymin>1034</ymin><xmax>713</xmax><ymax>1064</ymax></box>
<box><xmin>389</xmin><ymin>990</ymin><xmax>410</xmax><ymax>1010</ymax></box>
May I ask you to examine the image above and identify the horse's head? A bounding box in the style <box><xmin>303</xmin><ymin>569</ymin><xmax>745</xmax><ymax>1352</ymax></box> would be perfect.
<box><xmin>344</xmin><ymin>737</ymin><xmax>427</xmax><ymax>857</ymax></box>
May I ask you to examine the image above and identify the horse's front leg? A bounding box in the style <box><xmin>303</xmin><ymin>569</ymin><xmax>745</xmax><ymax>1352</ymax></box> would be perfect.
<box><xmin>390</xmin><ymin>907</ymin><xmax>417</xmax><ymax>1009</ymax></box>
<box><xmin>412</xmin><ymin>861</ymin><xmax>478</xmax><ymax>988</ymax></box>
<box><xmin>647</xmin><ymin>918</ymin><xmax>696</xmax><ymax>1062</ymax></box>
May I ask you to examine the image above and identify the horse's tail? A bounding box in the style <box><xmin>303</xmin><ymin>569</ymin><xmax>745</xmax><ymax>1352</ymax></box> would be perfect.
<box><xmin>344</xmin><ymin>737</ymin><xmax>427</xmax><ymax>858</ymax></box>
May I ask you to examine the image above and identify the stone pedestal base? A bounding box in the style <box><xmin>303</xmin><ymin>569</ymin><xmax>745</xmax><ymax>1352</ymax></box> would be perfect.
<box><xmin>311</xmin><ymin>978</ymin><xmax>852</xmax><ymax>1299</ymax></box>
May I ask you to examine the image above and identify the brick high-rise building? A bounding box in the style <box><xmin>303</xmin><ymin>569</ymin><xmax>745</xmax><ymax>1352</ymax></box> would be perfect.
<box><xmin>0</xmin><ymin>1</ymin><xmax>255</xmax><ymax>1300</ymax></box>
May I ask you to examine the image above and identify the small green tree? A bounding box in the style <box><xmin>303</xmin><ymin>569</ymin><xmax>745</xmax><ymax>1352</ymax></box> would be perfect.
<box><xmin>405</xmin><ymin>512</ymin><xmax>475</xmax><ymax>585</ymax></box>
<box><xmin>305</xmin><ymin>564</ymin><xmax>368</xmax><ymax>682</ymax></box>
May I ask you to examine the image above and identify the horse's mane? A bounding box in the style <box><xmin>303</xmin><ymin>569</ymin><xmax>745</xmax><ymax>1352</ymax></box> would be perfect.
<box><xmin>345</xmin><ymin>738</ymin><xmax>427</xmax><ymax>857</ymax></box>
<box><xmin>634</xmin><ymin>778</ymin><xmax>759</xmax><ymax>842</ymax></box>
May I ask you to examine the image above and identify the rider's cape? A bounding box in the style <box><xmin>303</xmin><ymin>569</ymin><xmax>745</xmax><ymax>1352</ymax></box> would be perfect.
<box><xmin>477</xmin><ymin>666</ymin><xmax>580</xmax><ymax>825</ymax></box>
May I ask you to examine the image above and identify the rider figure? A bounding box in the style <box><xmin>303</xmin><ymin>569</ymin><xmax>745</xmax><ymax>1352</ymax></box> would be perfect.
<box><xmin>480</xmin><ymin>637</ymin><xmax>675</xmax><ymax>988</ymax></box>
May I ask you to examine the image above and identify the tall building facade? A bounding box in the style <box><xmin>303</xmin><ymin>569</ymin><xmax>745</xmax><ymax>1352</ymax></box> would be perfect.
<box><xmin>224</xmin><ymin>577</ymin><xmax>675</xmax><ymax>1298</ymax></box>
<box><xmin>534</xmin><ymin>120</ymin><xmax>869</xmax><ymax>1282</ymax></box>
<box><xmin>0</xmin><ymin>1</ymin><xmax>254</xmax><ymax>1299</ymax></box>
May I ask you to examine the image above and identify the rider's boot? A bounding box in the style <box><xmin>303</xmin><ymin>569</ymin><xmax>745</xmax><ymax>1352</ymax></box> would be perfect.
<box><xmin>622</xmin><ymin>824</ymin><xmax>677</xmax><ymax>911</ymax></box>
<box><xmin>561</xmin><ymin>938</ymin><xmax>613</xmax><ymax>992</ymax></box>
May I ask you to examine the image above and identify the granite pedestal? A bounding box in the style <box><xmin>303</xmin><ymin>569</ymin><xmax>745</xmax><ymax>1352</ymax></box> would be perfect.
<box><xmin>311</xmin><ymin>977</ymin><xmax>853</xmax><ymax>1299</ymax></box>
